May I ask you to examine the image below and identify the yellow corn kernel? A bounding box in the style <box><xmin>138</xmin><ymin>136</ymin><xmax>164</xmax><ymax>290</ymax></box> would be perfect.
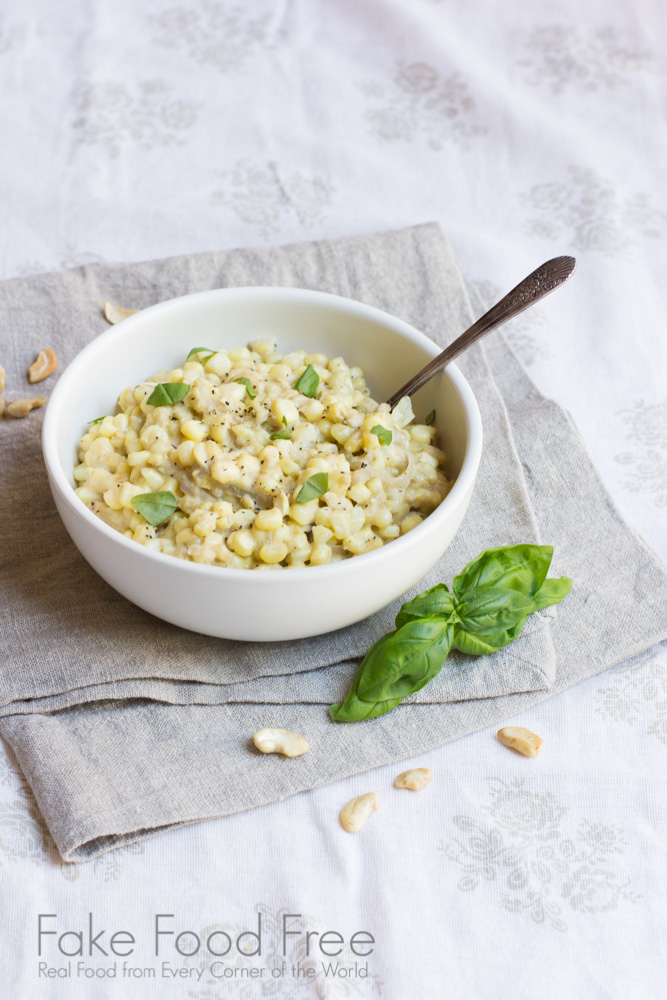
<box><xmin>371</xmin><ymin>508</ymin><xmax>393</xmax><ymax>529</ymax></box>
<box><xmin>117</xmin><ymin>482</ymin><xmax>145</xmax><ymax>509</ymax></box>
<box><xmin>401</xmin><ymin>513</ymin><xmax>423</xmax><ymax>534</ymax></box>
<box><xmin>211</xmin><ymin>457</ymin><xmax>241</xmax><ymax>484</ymax></box>
<box><xmin>309</xmin><ymin>544</ymin><xmax>332</xmax><ymax>565</ymax></box>
<box><xmin>330</xmin><ymin>423</ymin><xmax>353</xmax><ymax>445</ymax></box>
<box><xmin>289</xmin><ymin>499</ymin><xmax>319</xmax><ymax>525</ymax></box>
<box><xmin>176</xmin><ymin>440</ymin><xmax>195</xmax><ymax>466</ymax></box>
<box><xmin>141</xmin><ymin>468</ymin><xmax>165</xmax><ymax>492</ymax></box>
<box><xmin>300</xmin><ymin>398</ymin><xmax>324</xmax><ymax>421</ymax></box>
<box><xmin>192</xmin><ymin>510</ymin><xmax>218</xmax><ymax>537</ymax></box>
<box><xmin>280</xmin><ymin>458</ymin><xmax>300</xmax><ymax>477</ymax></box>
<box><xmin>254</xmin><ymin>507</ymin><xmax>283</xmax><ymax>531</ymax></box>
<box><xmin>248</xmin><ymin>338</ymin><xmax>276</xmax><ymax>356</ymax></box>
<box><xmin>258</xmin><ymin>541</ymin><xmax>288</xmax><ymax>564</ymax></box>
<box><xmin>88</xmin><ymin>467</ymin><xmax>114</xmax><ymax>494</ymax></box>
<box><xmin>304</xmin><ymin>352</ymin><xmax>329</xmax><ymax>367</ymax></box>
<box><xmin>347</xmin><ymin>483</ymin><xmax>371</xmax><ymax>504</ymax></box>
<box><xmin>410</xmin><ymin>424</ymin><xmax>433</xmax><ymax>445</ymax></box>
<box><xmin>180</xmin><ymin>419</ymin><xmax>208</xmax><ymax>442</ymax></box>
<box><xmin>312</xmin><ymin>524</ymin><xmax>333</xmax><ymax>544</ymax></box>
<box><xmin>128</xmin><ymin>449</ymin><xmax>152</xmax><ymax>467</ymax></box>
<box><xmin>330</xmin><ymin>511</ymin><xmax>352</xmax><ymax>540</ymax></box>
<box><xmin>229</xmin><ymin>530</ymin><xmax>255</xmax><ymax>558</ymax></box>
<box><xmin>205</xmin><ymin>351</ymin><xmax>232</xmax><ymax>378</ymax></box>
<box><xmin>271</xmin><ymin>397</ymin><xmax>299</xmax><ymax>425</ymax></box>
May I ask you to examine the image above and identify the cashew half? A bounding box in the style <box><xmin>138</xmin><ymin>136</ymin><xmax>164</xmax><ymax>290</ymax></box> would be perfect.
<box><xmin>28</xmin><ymin>347</ymin><xmax>57</xmax><ymax>383</ymax></box>
<box><xmin>252</xmin><ymin>728</ymin><xmax>309</xmax><ymax>757</ymax></box>
<box><xmin>394</xmin><ymin>768</ymin><xmax>432</xmax><ymax>791</ymax></box>
<box><xmin>339</xmin><ymin>792</ymin><xmax>378</xmax><ymax>834</ymax></box>
<box><xmin>103</xmin><ymin>301</ymin><xmax>138</xmax><ymax>325</ymax></box>
<box><xmin>497</xmin><ymin>726</ymin><xmax>543</xmax><ymax>758</ymax></box>
<box><xmin>6</xmin><ymin>397</ymin><xmax>46</xmax><ymax>418</ymax></box>
<box><xmin>0</xmin><ymin>365</ymin><xmax>5</xmax><ymax>393</ymax></box>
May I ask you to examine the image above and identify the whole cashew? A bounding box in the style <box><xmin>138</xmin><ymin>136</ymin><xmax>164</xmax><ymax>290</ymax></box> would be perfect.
<box><xmin>252</xmin><ymin>728</ymin><xmax>309</xmax><ymax>757</ymax></box>
<box><xmin>339</xmin><ymin>792</ymin><xmax>378</xmax><ymax>834</ymax></box>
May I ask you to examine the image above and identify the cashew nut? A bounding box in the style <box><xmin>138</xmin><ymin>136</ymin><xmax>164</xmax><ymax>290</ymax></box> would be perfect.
<box><xmin>252</xmin><ymin>728</ymin><xmax>309</xmax><ymax>757</ymax></box>
<box><xmin>0</xmin><ymin>365</ymin><xmax>5</xmax><ymax>393</ymax></box>
<box><xmin>103</xmin><ymin>301</ymin><xmax>138</xmax><ymax>325</ymax></box>
<box><xmin>0</xmin><ymin>397</ymin><xmax>4</xmax><ymax>418</ymax></box>
<box><xmin>394</xmin><ymin>767</ymin><xmax>432</xmax><ymax>791</ymax></box>
<box><xmin>339</xmin><ymin>792</ymin><xmax>378</xmax><ymax>834</ymax></box>
<box><xmin>5</xmin><ymin>397</ymin><xmax>46</xmax><ymax>418</ymax></box>
<box><xmin>497</xmin><ymin>726</ymin><xmax>543</xmax><ymax>758</ymax></box>
<box><xmin>28</xmin><ymin>347</ymin><xmax>57</xmax><ymax>383</ymax></box>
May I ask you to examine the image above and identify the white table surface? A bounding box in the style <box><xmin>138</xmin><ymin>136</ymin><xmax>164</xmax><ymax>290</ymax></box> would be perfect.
<box><xmin>1</xmin><ymin>1</ymin><xmax>665</xmax><ymax>997</ymax></box>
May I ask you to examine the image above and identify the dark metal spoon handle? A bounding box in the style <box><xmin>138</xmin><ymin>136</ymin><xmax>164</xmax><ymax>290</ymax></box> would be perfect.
<box><xmin>385</xmin><ymin>255</ymin><xmax>577</xmax><ymax>409</ymax></box>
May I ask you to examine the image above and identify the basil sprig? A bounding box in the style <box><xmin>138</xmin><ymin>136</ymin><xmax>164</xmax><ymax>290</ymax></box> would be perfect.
<box><xmin>371</xmin><ymin>425</ymin><xmax>392</xmax><ymax>445</ymax></box>
<box><xmin>131</xmin><ymin>491</ymin><xmax>178</xmax><ymax>527</ymax></box>
<box><xmin>235</xmin><ymin>377</ymin><xmax>256</xmax><ymax>399</ymax></box>
<box><xmin>295</xmin><ymin>364</ymin><xmax>319</xmax><ymax>397</ymax></box>
<box><xmin>425</xmin><ymin>409</ymin><xmax>436</xmax><ymax>426</ymax></box>
<box><xmin>330</xmin><ymin>544</ymin><xmax>572</xmax><ymax>722</ymax></box>
<box><xmin>88</xmin><ymin>415</ymin><xmax>106</xmax><ymax>425</ymax></box>
<box><xmin>295</xmin><ymin>472</ymin><xmax>328</xmax><ymax>504</ymax></box>
<box><xmin>147</xmin><ymin>382</ymin><xmax>190</xmax><ymax>406</ymax></box>
<box><xmin>270</xmin><ymin>417</ymin><xmax>291</xmax><ymax>441</ymax></box>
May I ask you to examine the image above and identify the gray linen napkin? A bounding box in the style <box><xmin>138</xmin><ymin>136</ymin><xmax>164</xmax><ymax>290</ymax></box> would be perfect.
<box><xmin>1</xmin><ymin>224</ymin><xmax>665</xmax><ymax>861</ymax></box>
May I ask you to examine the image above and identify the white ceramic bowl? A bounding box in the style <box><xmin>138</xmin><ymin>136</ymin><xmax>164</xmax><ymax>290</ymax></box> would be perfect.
<box><xmin>42</xmin><ymin>287</ymin><xmax>482</xmax><ymax>641</ymax></box>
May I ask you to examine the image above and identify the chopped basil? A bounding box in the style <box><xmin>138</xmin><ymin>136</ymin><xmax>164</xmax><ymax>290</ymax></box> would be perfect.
<box><xmin>131</xmin><ymin>491</ymin><xmax>178</xmax><ymax>527</ymax></box>
<box><xmin>87</xmin><ymin>416</ymin><xmax>106</xmax><ymax>425</ymax></box>
<box><xmin>295</xmin><ymin>364</ymin><xmax>319</xmax><ymax>398</ymax></box>
<box><xmin>147</xmin><ymin>382</ymin><xmax>191</xmax><ymax>406</ymax></box>
<box><xmin>235</xmin><ymin>377</ymin><xmax>256</xmax><ymax>400</ymax></box>
<box><xmin>186</xmin><ymin>346</ymin><xmax>215</xmax><ymax>362</ymax></box>
<box><xmin>270</xmin><ymin>417</ymin><xmax>291</xmax><ymax>441</ymax></box>
<box><xmin>425</xmin><ymin>409</ymin><xmax>436</xmax><ymax>426</ymax></box>
<box><xmin>295</xmin><ymin>472</ymin><xmax>329</xmax><ymax>504</ymax></box>
<box><xmin>371</xmin><ymin>424</ymin><xmax>392</xmax><ymax>445</ymax></box>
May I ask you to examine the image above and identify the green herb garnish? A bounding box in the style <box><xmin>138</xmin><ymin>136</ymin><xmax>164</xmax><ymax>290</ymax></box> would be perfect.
<box><xmin>88</xmin><ymin>416</ymin><xmax>106</xmax><ymax>425</ymax></box>
<box><xmin>295</xmin><ymin>472</ymin><xmax>329</xmax><ymax>504</ymax></box>
<box><xmin>270</xmin><ymin>417</ymin><xmax>291</xmax><ymax>441</ymax></box>
<box><xmin>329</xmin><ymin>544</ymin><xmax>572</xmax><ymax>722</ymax></box>
<box><xmin>147</xmin><ymin>382</ymin><xmax>191</xmax><ymax>406</ymax></box>
<box><xmin>235</xmin><ymin>377</ymin><xmax>256</xmax><ymax>400</ymax></box>
<box><xmin>295</xmin><ymin>364</ymin><xmax>319</xmax><ymax>398</ymax></box>
<box><xmin>371</xmin><ymin>425</ymin><xmax>392</xmax><ymax>446</ymax></box>
<box><xmin>425</xmin><ymin>410</ymin><xmax>436</xmax><ymax>426</ymax></box>
<box><xmin>131</xmin><ymin>491</ymin><xmax>178</xmax><ymax>527</ymax></box>
<box><xmin>186</xmin><ymin>346</ymin><xmax>215</xmax><ymax>362</ymax></box>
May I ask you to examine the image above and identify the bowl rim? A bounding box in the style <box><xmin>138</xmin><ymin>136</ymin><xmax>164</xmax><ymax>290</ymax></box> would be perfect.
<box><xmin>42</xmin><ymin>286</ymin><xmax>483</xmax><ymax>584</ymax></box>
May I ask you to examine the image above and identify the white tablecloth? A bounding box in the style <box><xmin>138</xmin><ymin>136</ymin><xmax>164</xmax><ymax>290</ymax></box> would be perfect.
<box><xmin>1</xmin><ymin>1</ymin><xmax>665</xmax><ymax>997</ymax></box>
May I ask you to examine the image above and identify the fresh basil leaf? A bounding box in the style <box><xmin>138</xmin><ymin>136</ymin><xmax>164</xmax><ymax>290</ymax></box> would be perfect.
<box><xmin>147</xmin><ymin>382</ymin><xmax>191</xmax><ymax>406</ymax></box>
<box><xmin>88</xmin><ymin>416</ymin><xmax>106</xmax><ymax>425</ymax></box>
<box><xmin>186</xmin><ymin>346</ymin><xmax>215</xmax><ymax>362</ymax></box>
<box><xmin>371</xmin><ymin>424</ymin><xmax>392</xmax><ymax>446</ymax></box>
<box><xmin>295</xmin><ymin>472</ymin><xmax>328</xmax><ymax>504</ymax></box>
<box><xmin>234</xmin><ymin>377</ymin><xmax>256</xmax><ymax>400</ymax></box>
<box><xmin>330</xmin><ymin>619</ymin><xmax>454</xmax><ymax>722</ymax></box>
<box><xmin>131</xmin><ymin>491</ymin><xmax>178</xmax><ymax>527</ymax></box>
<box><xmin>425</xmin><ymin>409</ymin><xmax>436</xmax><ymax>426</ymax></box>
<box><xmin>456</xmin><ymin>586</ymin><xmax>535</xmax><ymax>634</ymax></box>
<box><xmin>395</xmin><ymin>583</ymin><xmax>455</xmax><ymax>629</ymax></box>
<box><xmin>295</xmin><ymin>364</ymin><xmax>319</xmax><ymax>398</ymax></box>
<box><xmin>451</xmin><ymin>618</ymin><xmax>528</xmax><ymax>655</ymax></box>
<box><xmin>453</xmin><ymin>544</ymin><xmax>553</xmax><ymax>601</ymax></box>
<box><xmin>270</xmin><ymin>416</ymin><xmax>290</xmax><ymax>441</ymax></box>
<box><xmin>531</xmin><ymin>576</ymin><xmax>573</xmax><ymax>610</ymax></box>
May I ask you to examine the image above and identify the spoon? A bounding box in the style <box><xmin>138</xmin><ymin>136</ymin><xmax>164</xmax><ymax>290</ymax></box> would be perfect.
<box><xmin>385</xmin><ymin>255</ymin><xmax>577</xmax><ymax>409</ymax></box>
